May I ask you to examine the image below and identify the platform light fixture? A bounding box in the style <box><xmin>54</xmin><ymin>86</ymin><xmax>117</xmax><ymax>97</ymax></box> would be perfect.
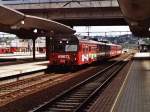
<box><xmin>33</xmin><ymin>29</ymin><xmax>38</xmax><ymax>33</ymax></box>
<box><xmin>21</xmin><ymin>20</ymin><xmax>25</xmax><ymax>25</ymax></box>
<box><xmin>10</xmin><ymin>25</ymin><xmax>18</xmax><ymax>29</ymax></box>
<box><xmin>50</xmin><ymin>30</ymin><xmax>54</xmax><ymax>35</ymax></box>
<box><xmin>60</xmin><ymin>41</ymin><xmax>62</xmax><ymax>43</ymax></box>
<box><xmin>130</xmin><ymin>21</ymin><xmax>138</xmax><ymax>26</ymax></box>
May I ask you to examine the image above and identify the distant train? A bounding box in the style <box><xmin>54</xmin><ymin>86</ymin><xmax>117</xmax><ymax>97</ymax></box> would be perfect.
<box><xmin>139</xmin><ymin>44</ymin><xmax>150</xmax><ymax>52</ymax></box>
<box><xmin>49</xmin><ymin>35</ymin><xmax>122</xmax><ymax>66</ymax></box>
<box><xmin>0</xmin><ymin>47</ymin><xmax>17</xmax><ymax>54</ymax></box>
<box><xmin>0</xmin><ymin>46</ymin><xmax>46</xmax><ymax>54</ymax></box>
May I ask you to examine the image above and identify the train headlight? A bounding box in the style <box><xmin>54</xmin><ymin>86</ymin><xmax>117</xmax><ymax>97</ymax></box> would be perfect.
<box><xmin>33</xmin><ymin>29</ymin><xmax>38</xmax><ymax>33</ymax></box>
<box><xmin>21</xmin><ymin>20</ymin><xmax>25</xmax><ymax>25</ymax></box>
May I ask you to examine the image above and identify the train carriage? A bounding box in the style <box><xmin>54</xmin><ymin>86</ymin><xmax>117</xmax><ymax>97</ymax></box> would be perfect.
<box><xmin>77</xmin><ymin>40</ymin><xmax>98</xmax><ymax>65</ymax></box>
<box><xmin>49</xmin><ymin>34</ymin><xmax>122</xmax><ymax>66</ymax></box>
<box><xmin>49</xmin><ymin>35</ymin><xmax>79</xmax><ymax>65</ymax></box>
<box><xmin>117</xmin><ymin>45</ymin><xmax>122</xmax><ymax>55</ymax></box>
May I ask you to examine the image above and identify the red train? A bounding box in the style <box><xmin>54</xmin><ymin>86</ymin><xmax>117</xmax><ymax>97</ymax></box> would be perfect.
<box><xmin>49</xmin><ymin>35</ymin><xmax>122</xmax><ymax>66</ymax></box>
<box><xmin>0</xmin><ymin>47</ymin><xmax>17</xmax><ymax>54</ymax></box>
<box><xmin>0</xmin><ymin>47</ymin><xmax>46</xmax><ymax>54</ymax></box>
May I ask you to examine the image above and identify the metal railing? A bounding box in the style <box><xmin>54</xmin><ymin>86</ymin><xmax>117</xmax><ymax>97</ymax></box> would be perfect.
<box><xmin>1</xmin><ymin>0</ymin><xmax>117</xmax><ymax>5</ymax></box>
<box><xmin>1</xmin><ymin>0</ymin><xmax>119</xmax><ymax>9</ymax></box>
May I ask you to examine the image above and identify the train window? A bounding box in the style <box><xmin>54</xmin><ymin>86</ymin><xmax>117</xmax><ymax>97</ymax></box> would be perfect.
<box><xmin>91</xmin><ymin>47</ymin><xmax>95</xmax><ymax>51</ymax></box>
<box><xmin>86</xmin><ymin>48</ymin><xmax>88</xmax><ymax>52</ymax></box>
<box><xmin>102</xmin><ymin>45</ymin><xmax>105</xmax><ymax>51</ymax></box>
<box><xmin>83</xmin><ymin>48</ymin><xmax>86</xmax><ymax>53</ymax></box>
<box><xmin>54</xmin><ymin>44</ymin><xmax>65</xmax><ymax>52</ymax></box>
<box><xmin>83</xmin><ymin>47</ymin><xmax>88</xmax><ymax>53</ymax></box>
<box><xmin>89</xmin><ymin>47</ymin><xmax>91</xmax><ymax>51</ymax></box>
<box><xmin>79</xmin><ymin>45</ymin><xmax>82</xmax><ymax>51</ymax></box>
<box><xmin>65</xmin><ymin>45</ymin><xmax>77</xmax><ymax>52</ymax></box>
<box><xmin>83</xmin><ymin>48</ymin><xmax>85</xmax><ymax>53</ymax></box>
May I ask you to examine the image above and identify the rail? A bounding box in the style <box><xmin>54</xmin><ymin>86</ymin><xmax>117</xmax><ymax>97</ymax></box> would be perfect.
<box><xmin>0</xmin><ymin>72</ymin><xmax>73</xmax><ymax>106</ymax></box>
<box><xmin>31</xmin><ymin>60</ymin><xmax>127</xmax><ymax>112</ymax></box>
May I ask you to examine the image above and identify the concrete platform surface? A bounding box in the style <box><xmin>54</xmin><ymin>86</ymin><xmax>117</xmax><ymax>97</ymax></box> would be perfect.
<box><xmin>134</xmin><ymin>52</ymin><xmax>150</xmax><ymax>58</ymax></box>
<box><xmin>0</xmin><ymin>53</ymin><xmax>45</xmax><ymax>59</ymax></box>
<box><xmin>111</xmin><ymin>60</ymin><xmax>150</xmax><ymax>112</ymax></box>
<box><xmin>0</xmin><ymin>61</ymin><xmax>48</xmax><ymax>79</ymax></box>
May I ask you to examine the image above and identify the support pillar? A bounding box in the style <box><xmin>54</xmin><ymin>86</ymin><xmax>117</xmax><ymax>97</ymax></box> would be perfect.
<box><xmin>32</xmin><ymin>37</ymin><xmax>36</xmax><ymax>60</ymax></box>
<box><xmin>46</xmin><ymin>36</ymin><xmax>50</xmax><ymax>60</ymax></box>
<box><xmin>70</xmin><ymin>25</ymin><xmax>73</xmax><ymax>28</ymax></box>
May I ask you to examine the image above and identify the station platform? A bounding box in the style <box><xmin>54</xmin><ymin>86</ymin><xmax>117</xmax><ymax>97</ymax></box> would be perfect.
<box><xmin>111</xmin><ymin>59</ymin><xmax>150</xmax><ymax>112</ymax></box>
<box><xmin>134</xmin><ymin>52</ymin><xmax>150</xmax><ymax>59</ymax></box>
<box><xmin>0</xmin><ymin>61</ymin><xmax>48</xmax><ymax>79</ymax></box>
<box><xmin>0</xmin><ymin>52</ymin><xmax>45</xmax><ymax>60</ymax></box>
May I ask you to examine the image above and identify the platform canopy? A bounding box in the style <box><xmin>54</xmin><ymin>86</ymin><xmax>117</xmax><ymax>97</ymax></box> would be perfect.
<box><xmin>0</xmin><ymin>4</ymin><xmax>75</xmax><ymax>39</ymax></box>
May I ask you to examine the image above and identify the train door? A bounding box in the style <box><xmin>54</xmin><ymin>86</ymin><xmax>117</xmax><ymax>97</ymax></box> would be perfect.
<box><xmin>97</xmin><ymin>44</ymin><xmax>103</xmax><ymax>60</ymax></box>
<box><xmin>0</xmin><ymin>48</ymin><xmax>2</xmax><ymax>54</ymax></box>
<box><xmin>49</xmin><ymin>38</ymin><xmax>56</xmax><ymax>63</ymax></box>
<box><xmin>49</xmin><ymin>38</ymin><xmax>54</xmax><ymax>54</ymax></box>
<box><xmin>82</xmin><ymin>44</ymin><xmax>89</xmax><ymax>64</ymax></box>
<box><xmin>104</xmin><ymin>44</ymin><xmax>110</xmax><ymax>58</ymax></box>
<box><xmin>101</xmin><ymin>44</ymin><xmax>106</xmax><ymax>59</ymax></box>
<box><xmin>89</xmin><ymin>45</ymin><xmax>96</xmax><ymax>63</ymax></box>
<box><xmin>111</xmin><ymin>45</ymin><xmax>115</xmax><ymax>57</ymax></box>
<box><xmin>92</xmin><ymin>45</ymin><xmax>98</xmax><ymax>62</ymax></box>
<box><xmin>78</xmin><ymin>43</ymin><xmax>89</xmax><ymax>65</ymax></box>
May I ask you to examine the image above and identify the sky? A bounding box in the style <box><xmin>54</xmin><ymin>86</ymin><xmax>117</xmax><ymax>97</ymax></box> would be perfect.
<box><xmin>73</xmin><ymin>26</ymin><xmax>131</xmax><ymax>36</ymax></box>
<box><xmin>0</xmin><ymin>26</ymin><xmax>131</xmax><ymax>38</ymax></box>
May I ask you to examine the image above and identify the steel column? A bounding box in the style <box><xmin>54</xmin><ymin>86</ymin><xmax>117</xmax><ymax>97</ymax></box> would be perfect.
<box><xmin>46</xmin><ymin>36</ymin><xmax>50</xmax><ymax>60</ymax></box>
<box><xmin>32</xmin><ymin>37</ymin><xmax>36</xmax><ymax>60</ymax></box>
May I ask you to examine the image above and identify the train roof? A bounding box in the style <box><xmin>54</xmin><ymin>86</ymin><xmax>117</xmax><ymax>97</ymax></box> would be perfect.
<box><xmin>79</xmin><ymin>39</ymin><xmax>106</xmax><ymax>45</ymax></box>
<box><xmin>107</xmin><ymin>43</ymin><xmax>121</xmax><ymax>46</ymax></box>
<box><xmin>80</xmin><ymin>39</ymin><xmax>122</xmax><ymax>47</ymax></box>
<box><xmin>53</xmin><ymin>34</ymin><xmax>121</xmax><ymax>47</ymax></box>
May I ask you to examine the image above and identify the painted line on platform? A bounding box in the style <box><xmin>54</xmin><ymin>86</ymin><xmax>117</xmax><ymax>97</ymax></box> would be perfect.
<box><xmin>110</xmin><ymin>61</ymin><xmax>133</xmax><ymax>112</ymax></box>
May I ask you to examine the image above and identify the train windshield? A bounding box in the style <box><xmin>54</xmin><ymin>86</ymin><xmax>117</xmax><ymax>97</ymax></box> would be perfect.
<box><xmin>65</xmin><ymin>45</ymin><xmax>77</xmax><ymax>52</ymax></box>
<box><xmin>54</xmin><ymin>44</ymin><xmax>77</xmax><ymax>52</ymax></box>
<box><xmin>54</xmin><ymin>44</ymin><xmax>65</xmax><ymax>52</ymax></box>
<box><xmin>52</xmin><ymin>35</ymin><xmax>79</xmax><ymax>52</ymax></box>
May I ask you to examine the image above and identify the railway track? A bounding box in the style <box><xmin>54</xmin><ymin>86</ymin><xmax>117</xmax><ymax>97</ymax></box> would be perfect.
<box><xmin>0</xmin><ymin>54</ymin><xmax>131</xmax><ymax>111</ymax></box>
<box><xmin>0</xmin><ymin>62</ymin><xmax>110</xmax><ymax>106</ymax></box>
<box><xmin>0</xmin><ymin>59</ymin><xmax>46</xmax><ymax>66</ymax></box>
<box><xmin>0</xmin><ymin>72</ymin><xmax>74</xmax><ymax>106</ymax></box>
<box><xmin>31</xmin><ymin>60</ymin><xmax>128</xmax><ymax>112</ymax></box>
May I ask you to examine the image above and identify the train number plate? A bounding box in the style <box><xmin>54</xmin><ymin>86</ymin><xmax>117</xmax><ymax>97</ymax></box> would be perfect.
<box><xmin>58</xmin><ymin>55</ymin><xmax>69</xmax><ymax>58</ymax></box>
<box><xmin>60</xmin><ymin>59</ymin><xmax>65</xmax><ymax>63</ymax></box>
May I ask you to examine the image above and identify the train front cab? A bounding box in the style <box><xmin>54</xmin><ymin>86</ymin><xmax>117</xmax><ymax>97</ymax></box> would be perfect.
<box><xmin>49</xmin><ymin>35</ymin><xmax>79</xmax><ymax>66</ymax></box>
